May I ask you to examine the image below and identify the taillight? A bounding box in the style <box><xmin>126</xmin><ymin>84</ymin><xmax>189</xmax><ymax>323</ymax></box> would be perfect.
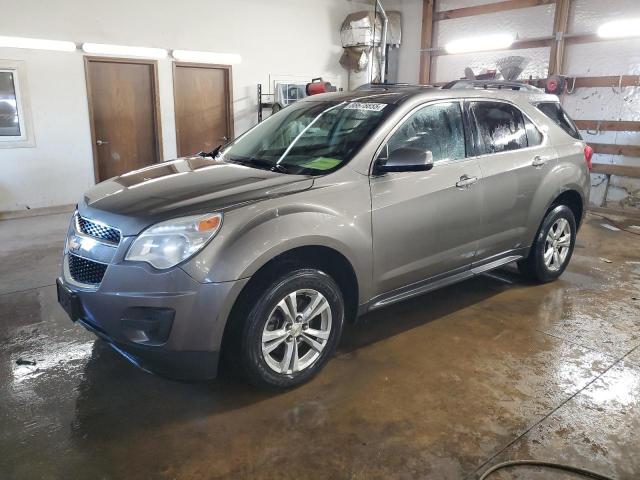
<box><xmin>584</xmin><ymin>145</ymin><xmax>593</xmax><ymax>171</ymax></box>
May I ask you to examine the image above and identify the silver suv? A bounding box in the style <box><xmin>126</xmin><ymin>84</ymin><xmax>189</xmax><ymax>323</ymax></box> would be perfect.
<box><xmin>57</xmin><ymin>81</ymin><xmax>591</xmax><ymax>388</ymax></box>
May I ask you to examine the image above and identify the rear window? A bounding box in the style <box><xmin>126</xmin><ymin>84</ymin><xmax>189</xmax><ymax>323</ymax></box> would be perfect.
<box><xmin>536</xmin><ymin>102</ymin><xmax>581</xmax><ymax>140</ymax></box>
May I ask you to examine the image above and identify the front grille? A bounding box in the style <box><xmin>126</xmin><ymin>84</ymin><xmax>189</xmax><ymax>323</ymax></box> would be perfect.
<box><xmin>75</xmin><ymin>215</ymin><xmax>121</xmax><ymax>244</ymax></box>
<box><xmin>68</xmin><ymin>254</ymin><xmax>108</xmax><ymax>285</ymax></box>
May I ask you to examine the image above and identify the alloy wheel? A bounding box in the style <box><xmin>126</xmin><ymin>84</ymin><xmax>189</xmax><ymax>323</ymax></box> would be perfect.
<box><xmin>261</xmin><ymin>289</ymin><xmax>332</xmax><ymax>375</ymax></box>
<box><xmin>544</xmin><ymin>217</ymin><xmax>572</xmax><ymax>271</ymax></box>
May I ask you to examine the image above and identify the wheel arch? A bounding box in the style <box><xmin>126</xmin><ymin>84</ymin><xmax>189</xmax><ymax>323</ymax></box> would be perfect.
<box><xmin>217</xmin><ymin>245</ymin><xmax>360</xmax><ymax>372</ymax></box>
<box><xmin>525</xmin><ymin>183</ymin><xmax>586</xmax><ymax>250</ymax></box>
<box><xmin>546</xmin><ymin>189</ymin><xmax>585</xmax><ymax>229</ymax></box>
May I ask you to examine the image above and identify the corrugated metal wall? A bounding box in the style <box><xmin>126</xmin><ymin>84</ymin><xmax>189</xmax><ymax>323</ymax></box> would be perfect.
<box><xmin>431</xmin><ymin>0</ymin><xmax>640</xmax><ymax>210</ymax></box>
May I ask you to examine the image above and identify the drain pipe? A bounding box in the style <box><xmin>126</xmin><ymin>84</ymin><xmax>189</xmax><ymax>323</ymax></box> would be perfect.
<box><xmin>376</xmin><ymin>0</ymin><xmax>388</xmax><ymax>83</ymax></box>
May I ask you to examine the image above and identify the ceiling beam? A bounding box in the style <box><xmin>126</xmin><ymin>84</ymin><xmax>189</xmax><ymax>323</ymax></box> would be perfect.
<box><xmin>548</xmin><ymin>0</ymin><xmax>571</xmax><ymax>75</ymax></box>
<box><xmin>591</xmin><ymin>163</ymin><xmax>640</xmax><ymax>178</ymax></box>
<box><xmin>574</xmin><ymin>120</ymin><xmax>640</xmax><ymax>132</ymax></box>
<box><xmin>419</xmin><ymin>0</ymin><xmax>435</xmax><ymax>84</ymax></box>
<box><xmin>435</xmin><ymin>0</ymin><xmax>555</xmax><ymax>21</ymax></box>
<box><xmin>429</xmin><ymin>36</ymin><xmax>552</xmax><ymax>57</ymax></box>
<box><xmin>565</xmin><ymin>33</ymin><xmax>640</xmax><ymax>46</ymax></box>
<box><xmin>568</xmin><ymin>75</ymin><xmax>640</xmax><ymax>88</ymax></box>
<box><xmin>591</xmin><ymin>143</ymin><xmax>640</xmax><ymax>158</ymax></box>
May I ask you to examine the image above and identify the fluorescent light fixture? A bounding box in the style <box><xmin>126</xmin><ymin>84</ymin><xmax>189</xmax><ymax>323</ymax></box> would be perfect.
<box><xmin>82</xmin><ymin>42</ymin><xmax>167</xmax><ymax>59</ymax></box>
<box><xmin>172</xmin><ymin>49</ymin><xmax>242</xmax><ymax>64</ymax></box>
<box><xmin>445</xmin><ymin>34</ymin><xmax>514</xmax><ymax>54</ymax></box>
<box><xmin>0</xmin><ymin>35</ymin><xmax>76</xmax><ymax>52</ymax></box>
<box><xmin>597</xmin><ymin>18</ymin><xmax>640</xmax><ymax>39</ymax></box>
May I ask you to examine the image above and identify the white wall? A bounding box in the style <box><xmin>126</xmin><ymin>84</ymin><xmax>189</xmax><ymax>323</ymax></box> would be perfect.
<box><xmin>392</xmin><ymin>0</ymin><xmax>423</xmax><ymax>84</ymax></box>
<box><xmin>11</xmin><ymin>0</ymin><xmax>637</xmax><ymax>213</ymax></box>
<box><xmin>563</xmin><ymin>0</ymin><xmax>640</xmax><ymax>208</ymax></box>
<box><xmin>0</xmin><ymin>50</ymin><xmax>95</xmax><ymax>210</ymax></box>
<box><xmin>395</xmin><ymin>0</ymin><xmax>640</xmax><ymax>85</ymax></box>
<box><xmin>390</xmin><ymin>0</ymin><xmax>554</xmax><ymax>84</ymax></box>
<box><xmin>0</xmin><ymin>0</ymin><xmax>372</xmax><ymax>212</ymax></box>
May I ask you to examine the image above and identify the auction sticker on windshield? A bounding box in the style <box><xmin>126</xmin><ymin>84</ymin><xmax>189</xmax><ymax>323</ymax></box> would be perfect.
<box><xmin>301</xmin><ymin>157</ymin><xmax>342</xmax><ymax>170</ymax></box>
<box><xmin>344</xmin><ymin>102</ymin><xmax>387</xmax><ymax>111</ymax></box>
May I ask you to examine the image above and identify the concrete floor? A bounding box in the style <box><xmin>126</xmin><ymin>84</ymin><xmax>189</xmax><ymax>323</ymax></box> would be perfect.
<box><xmin>1</xmin><ymin>212</ymin><xmax>639</xmax><ymax>480</ymax></box>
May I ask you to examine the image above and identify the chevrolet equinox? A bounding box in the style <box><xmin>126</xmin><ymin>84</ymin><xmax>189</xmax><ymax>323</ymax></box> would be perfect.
<box><xmin>57</xmin><ymin>81</ymin><xmax>591</xmax><ymax>388</ymax></box>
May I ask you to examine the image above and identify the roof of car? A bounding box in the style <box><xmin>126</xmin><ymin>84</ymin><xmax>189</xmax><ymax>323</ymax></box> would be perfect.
<box><xmin>299</xmin><ymin>85</ymin><xmax>433</xmax><ymax>105</ymax></box>
<box><xmin>300</xmin><ymin>82</ymin><xmax>557</xmax><ymax>106</ymax></box>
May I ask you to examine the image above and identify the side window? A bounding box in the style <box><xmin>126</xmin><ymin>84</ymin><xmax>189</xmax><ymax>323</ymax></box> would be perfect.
<box><xmin>470</xmin><ymin>102</ymin><xmax>528</xmax><ymax>155</ymax></box>
<box><xmin>536</xmin><ymin>102</ymin><xmax>582</xmax><ymax>140</ymax></box>
<box><xmin>524</xmin><ymin>116</ymin><xmax>543</xmax><ymax>147</ymax></box>
<box><xmin>381</xmin><ymin>102</ymin><xmax>466</xmax><ymax>163</ymax></box>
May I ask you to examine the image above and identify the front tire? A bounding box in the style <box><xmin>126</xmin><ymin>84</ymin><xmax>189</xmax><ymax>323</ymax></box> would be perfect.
<box><xmin>237</xmin><ymin>269</ymin><xmax>344</xmax><ymax>389</ymax></box>
<box><xmin>518</xmin><ymin>205</ymin><xmax>576</xmax><ymax>283</ymax></box>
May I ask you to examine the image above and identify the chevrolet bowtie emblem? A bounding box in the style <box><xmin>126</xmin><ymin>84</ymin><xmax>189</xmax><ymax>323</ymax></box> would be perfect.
<box><xmin>68</xmin><ymin>235</ymin><xmax>82</xmax><ymax>252</ymax></box>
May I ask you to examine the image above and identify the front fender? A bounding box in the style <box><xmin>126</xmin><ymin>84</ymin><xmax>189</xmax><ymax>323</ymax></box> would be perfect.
<box><xmin>180</xmin><ymin>178</ymin><xmax>373</xmax><ymax>303</ymax></box>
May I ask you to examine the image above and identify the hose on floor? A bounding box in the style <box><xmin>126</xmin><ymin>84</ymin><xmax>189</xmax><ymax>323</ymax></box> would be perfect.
<box><xmin>589</xmin><ymin>212</ymin><xmax>640</xmax><ymax>236</ymax></box>
<box><xmin>478</xmin><ymin>459</ymin><xmax>615</xmax><ymax>480</ymax></box>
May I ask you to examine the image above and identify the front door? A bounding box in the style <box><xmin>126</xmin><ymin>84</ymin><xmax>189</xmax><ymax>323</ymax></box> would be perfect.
<box><xmin>85</xmin><ymin>58</ymin><xmax>162</xmax><ymax>181</ymax></box>
<box><xmin>173</xmin><ymin>63</ymin><xmax>233</xmax><ymax>156</ymax></box>
<box><xmin>370</xmin><ymin>101</ymin><xmax>482</xmax><ymax>296</ymax></box>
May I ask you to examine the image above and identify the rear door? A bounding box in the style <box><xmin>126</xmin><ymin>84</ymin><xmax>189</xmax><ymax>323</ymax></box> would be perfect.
<box><xmin>468</xmin><ymin>100</ymin><xmax>554</xmax><ymax>261</ymax></box>
<box><xmin>370</xmin><ymin>100</ymin><xmax>483</xmax><ymax>296</ymax></box>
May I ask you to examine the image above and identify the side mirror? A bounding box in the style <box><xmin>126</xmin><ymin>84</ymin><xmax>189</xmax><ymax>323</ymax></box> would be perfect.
<box><xmin>376</xmin><ymin>147</ymin><xmax>434</xmax><ymax>173</ymax></box>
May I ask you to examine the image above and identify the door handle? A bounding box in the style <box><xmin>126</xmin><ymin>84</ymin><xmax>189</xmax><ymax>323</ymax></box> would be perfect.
<box><xmin>96</xmin><ymin>139</ymin><xmax>109</xmax><ymax>146</ymax></box>
<box><xmin>456</xmin><ymin>175</ymin><xmax>478</xmax><ymax>188</ymax></box>
<box><xmin>532</xmin><ymin>155</ymin><xmax>547</xmax><ymax>167</ymax></box>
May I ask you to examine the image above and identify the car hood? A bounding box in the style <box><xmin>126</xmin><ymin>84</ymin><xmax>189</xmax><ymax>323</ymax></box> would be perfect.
<box><xmin>78</xmin><ymin>156</ymin><xmax>314</xmax><ymax>235</ymax></box>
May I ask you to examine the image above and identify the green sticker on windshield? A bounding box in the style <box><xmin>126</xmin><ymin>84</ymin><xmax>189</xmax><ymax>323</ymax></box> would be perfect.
<box><xmin>301</xmin><ymin>157</ymin><xmax>342</xmax><ymax>170</ymax></box>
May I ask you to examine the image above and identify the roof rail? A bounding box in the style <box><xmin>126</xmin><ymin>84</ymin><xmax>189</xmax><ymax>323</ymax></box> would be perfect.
<box><xmin>442</xmin><ymin>79</ymin><xmax>542</xmax><ymax>92</ymax></box>
<box><xmin>355</xmin><ymin>83</ymin><xmax>433</xmax><ymax>91</ymax></box>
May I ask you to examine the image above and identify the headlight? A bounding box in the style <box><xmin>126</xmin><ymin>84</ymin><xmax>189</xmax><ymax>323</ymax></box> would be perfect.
<box><xmin>125</xmin><ymin>213</ymin><xmax>223</xmax><ymax>269</ymax></box>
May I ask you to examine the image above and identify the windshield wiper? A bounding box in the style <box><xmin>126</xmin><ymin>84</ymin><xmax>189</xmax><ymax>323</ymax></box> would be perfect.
<box><xmin>198</xmin><ymin>144</ymin><xmax>222</xmax><ymax>159</ymax></box>
<box><xmin>226</xmin><ymin>157</ymin><xmax>290</xmax><ymax>173</ymax></box>
<box><xmin>271</xmin><ymin>163</ymin><xmax>290</xmax><ymax>174</ymax></box>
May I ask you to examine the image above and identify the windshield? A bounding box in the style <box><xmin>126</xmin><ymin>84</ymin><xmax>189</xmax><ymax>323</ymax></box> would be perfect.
<box><xmin>218</xmin><ymin>100</ymin><xmax>394</xmax><ymax>175</ymax></box>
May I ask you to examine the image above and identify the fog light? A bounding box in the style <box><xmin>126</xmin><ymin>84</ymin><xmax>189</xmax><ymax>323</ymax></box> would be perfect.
<box><xmin>120</xmin><ymin>307</ymin><xmax>175</xmax><ymax>345</ymax></box>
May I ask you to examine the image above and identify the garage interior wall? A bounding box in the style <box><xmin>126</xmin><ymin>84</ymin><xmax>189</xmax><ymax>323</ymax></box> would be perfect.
<box><xmin>0</xmin><ymin>0</ymin><xmax>376</xmax><ymax>213</ymax></box>
<box><xmin>4</xmin><ymin>0</ymin><xmax>638</xmax><ymax>214</ymax></box>
<box><xmin>408</xmin><ymin>0</ymin><xmax>640</xmax><ymax>211</ymax></box>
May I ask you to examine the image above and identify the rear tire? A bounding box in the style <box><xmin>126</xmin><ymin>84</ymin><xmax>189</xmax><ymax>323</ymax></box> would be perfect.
<box><xmin>518</xmin><ymin>205</ymin><xmax>576</xmax><ymax>283</ymax></box>
<box><xmin>234</xmin><ymin>268</ymin><xmax>344</xmax><ymax>389</ymax></box>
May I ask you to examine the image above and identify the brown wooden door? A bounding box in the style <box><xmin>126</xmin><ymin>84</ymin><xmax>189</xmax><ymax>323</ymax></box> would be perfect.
<box><xmin>85</xmin><ymin>58</ymin><xmax>162</xmax><ymax>181</ymax></box>
<box><xmin>173</xmin><ymin>63</ymin><xmax>233</xmax><ymax>157</ymax></box>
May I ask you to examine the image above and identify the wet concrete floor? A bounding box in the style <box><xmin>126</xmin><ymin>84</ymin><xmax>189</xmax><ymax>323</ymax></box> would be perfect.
<box><xmin>1</xmin><ymin>212</ymin><xmax>639</xmax><ymax>479</ymax></box>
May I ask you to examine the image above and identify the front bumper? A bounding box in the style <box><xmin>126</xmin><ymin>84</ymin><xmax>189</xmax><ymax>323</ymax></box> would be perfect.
<box><xmin>57</xmin><ymin>258</ymin><xmax>248</xmax><ymax>380</ymax></box>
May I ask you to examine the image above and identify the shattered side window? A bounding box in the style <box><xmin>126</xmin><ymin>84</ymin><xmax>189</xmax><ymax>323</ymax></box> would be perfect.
<box><xmin>384</xmin><ymin>102</ymin><xmax>466</xmax><ymax>163</ymax></box>
<box><xmin>470</xmin><ymin>102</ymin><xmax>528</xmax><ymax>155</ymax></box>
